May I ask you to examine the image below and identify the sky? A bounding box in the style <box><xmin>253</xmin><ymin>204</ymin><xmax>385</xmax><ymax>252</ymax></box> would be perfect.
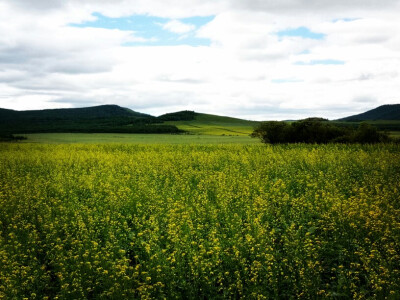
<box><xmin>0</xmin><ymin>0</ymin><xmax>399</xmax><ymax>120</ymax></box>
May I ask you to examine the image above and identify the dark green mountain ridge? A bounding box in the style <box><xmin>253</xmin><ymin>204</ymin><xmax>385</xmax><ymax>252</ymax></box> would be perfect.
<box><xmin>339</xmin><ymin>104</ymin><xmax>400</xmax><ymax>121</ymax></box>
<box><xmin>0</xmin><ymin>104</ymin><xmax>149</xmax><ymax>121</ymax></box>
<box><xmin>0</xmin><ymin>105</ymin><xmax>181</xmax><ymax>135</ymax></box>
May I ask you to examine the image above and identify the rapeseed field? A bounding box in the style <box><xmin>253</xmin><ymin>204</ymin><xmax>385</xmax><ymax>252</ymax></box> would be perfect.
<box><xmin>0</xmin><ymin>143</ymin><xmax>399</xmax><ymax>299</ymax></box>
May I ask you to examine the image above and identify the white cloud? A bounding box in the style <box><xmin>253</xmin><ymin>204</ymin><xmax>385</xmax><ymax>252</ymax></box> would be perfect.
<box><xmin>0</xmin><ymin>0</ymin><xmax>399</xmax><ymax>119</ymax></box>
<box><xmin>162</xmin><ymin>20</ymin><xmax>195</xmax><ymax>34</ymax></box>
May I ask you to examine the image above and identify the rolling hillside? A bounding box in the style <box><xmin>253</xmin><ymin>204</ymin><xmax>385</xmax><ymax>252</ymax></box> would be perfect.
<box><xmin>0</xmin><ymin>105</ymin><xmax>182</xmax><ymax>135</ymax></box>
<box><xmin>0</xmin><ymin>106</ymin><xmax>259</xmax><ymax>136</ymax></box>
<box><xmin>0</xmin><ymin>105</ymin><xmax>149</xmax><ymax>121</ymax></box>
<box><xmin>340</xmin><ymin>104</ymin><xmax>400</xmax><ymax>121</ymax></box>
<box><xmin>160</xmin><ymin>111</ymin><xmax>260</xmax><ymax>136</ymax></box>
<box><xmin>4</xmin><ymin>103</ymin><xmax>399</xmax><ymax>137</ymax></box>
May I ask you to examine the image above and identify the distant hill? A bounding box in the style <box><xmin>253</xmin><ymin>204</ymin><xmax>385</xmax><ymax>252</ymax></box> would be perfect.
<box><xmin>0</xmin><ymin>104</ymin><xmax>260</xmax><ymax>136</ymax></box>
<box><xmin>161</xmin><ymin>111</ymin><xmax>260</xmax><ymax>136</ymax></box>
<box><xmin>0</xmin><ymin>105</ymin><xmax>184</xmax><ymax>135</ymax></box>
<box><xmin>0</xmin><ymin>104</ymin><xmax>263</xmax><ymax>136</ymax></box>
<box><xmin>157</xmin><ymin>111</ymin><xmax>197</xmax><ymax>121</ymax></box>
<box><xmin>3</xmin><ymin>103</ymin><xmax>400</xmax><ymax>137</ymax></box>
<box><xmin>339</xmin><ymin>104</ymin><xmax>400</xmax><ymax>121</ymax></box>
<box><xmin>0</xmin><ymin>104</ymin><xmax>149</xmax><ymax>121</ymax></box>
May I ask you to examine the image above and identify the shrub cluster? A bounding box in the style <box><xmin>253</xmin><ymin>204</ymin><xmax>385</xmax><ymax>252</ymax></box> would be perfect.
<box><xmin>252</xmin><ymin>119</ymin><xmax>391</xmax><ymax>144</ymax></box>
<box><xmin>157</xmin><ymin>110</ymin><xmax>197</xmax><ymax>121</ymax></box>
<box><xmin>0</xmin><ymin>134</ymin><xmax>27</xmax><ymax>142</ymax></box>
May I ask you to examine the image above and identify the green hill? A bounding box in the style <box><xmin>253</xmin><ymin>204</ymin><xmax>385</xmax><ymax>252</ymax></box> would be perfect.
<box><xmin>157</xmin><ymin>110</ymin><xmax>197</xmax><ymax>121</ymax></box>
<box><xmin>161</xmin><ymin>111</ymin><xmax>260</xmax><ymax>136</ymax></box>
<box><xmin>0</xmin><ymin>105</ymin><xmax>149</xmax><ymax>121</ymax></box>
<box><xmin>340</xmin><ymin>104</ymin><xmax>400</xmax><ymax>121</ymax></box>
<box><xmin>3</xmin><ymin>104</ymin><xmax>400</xmax><ymax>137</ymax></box>
<box><xmin>0</xmin><ymin>105</ymin><xmax>259</xmax><ymax>136</ymax></box>
<box><xmin>0</xmin><ymin>105</ymin><xmax>183</xmax><ymax>135</ymax></box>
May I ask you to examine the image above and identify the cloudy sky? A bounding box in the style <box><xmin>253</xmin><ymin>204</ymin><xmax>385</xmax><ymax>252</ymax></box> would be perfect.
<box><xmin>0</xmin><ymin>0</ymin><xmax>399</xmax><ymax>120</ymax></box>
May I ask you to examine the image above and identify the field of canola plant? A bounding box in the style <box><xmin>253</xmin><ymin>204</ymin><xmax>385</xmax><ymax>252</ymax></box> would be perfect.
<box><xmin>0</xmin><ymin>143</ymin><xmax>399</xmax><ymax>299</ymax></box>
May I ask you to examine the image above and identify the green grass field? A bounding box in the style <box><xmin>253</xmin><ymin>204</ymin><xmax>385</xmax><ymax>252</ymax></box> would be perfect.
<box><xmin>13</xmin><ymin>113</ymin><xmax>398</xmax><ymax>144</ymax></box>
<box><xmin>19</xmin><ymin>133</ymin><xmax>258</xmax><ymax>144</ymax></box>
<box><xmin>389</xmin><ymin>131</ymin><xmax>400</xmax><ymax>139</ymax></box>
<box><xmin>10</xmin><ymin>112</ymin><xmax>260</xmax><ymax>144</ymax></box>
<box><xmin>164</xmin><ymin>113</ymin><xmax>259</xmax><ymax>136</ymax></box>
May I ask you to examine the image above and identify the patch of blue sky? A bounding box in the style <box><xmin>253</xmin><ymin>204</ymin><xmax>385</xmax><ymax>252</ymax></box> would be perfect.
<box><xmin>276</xmin><ymin>26</ymin><xmax>325</xmax><ymax>40</ymax></box>
<box><xmin>70</xmin><ymin>13</ymin><xmax>213</xmax><ymax>46</ymax></box>
<box><xmin>294</xmin><ymin>59</ymin><xmax>345</xmax><ymax>65</ymax></box>
<box><xmin>332</xmin><ymin>18</ymin><xmax>359</xmax><ymax>23</ymax></box>
<box><xmin>271</xmin><ymin>78</ymin><xmax>303</xmax><ymax>83</ymax></box>
<box><xmin>298</xmin><ymin>49</ymin><xmax>311</xmax><ymax>55</ymax></box>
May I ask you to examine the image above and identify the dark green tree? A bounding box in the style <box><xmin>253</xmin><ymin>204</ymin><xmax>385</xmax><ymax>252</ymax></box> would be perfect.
<box><xmin>251</xmin><ymin>121</ymin><xmax>292</xmax><ymax>144</ymax></box>
<box><xmin>252</xmin><ymin>120</ymin><xmax>391</xmax><ymax>144</ymax></box>
<box><xmin>352</xmin><ymin>123</ymin><xmax>390</xmax><ymax>144</ymax></box>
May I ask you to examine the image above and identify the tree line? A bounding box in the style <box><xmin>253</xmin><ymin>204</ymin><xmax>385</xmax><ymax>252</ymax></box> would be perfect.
<box><xmin>252</xmin><ymin>119</ymin><xmax>392</xmax><ymax>144</ymax></box>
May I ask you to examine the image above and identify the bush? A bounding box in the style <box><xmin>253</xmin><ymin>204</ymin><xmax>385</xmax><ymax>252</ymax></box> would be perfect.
<box><xmin>351</xmin><ymin>123</ymin><xmax>390</xmax><ymax>144</ymax></box>
<box><xmin>251</xmin><ymin>121</ymin><xmax>292</xmax><ymax>144</ymax></box>
<box><xmin>0</xmin><ymin>134</ymin><xmax>27</xmax><ymax>142</ymax></box>
<box><xmin>291</xmin><ymin>120</ymin><xmax>347</xmax><ymax>143</ymax></box>
<box><xmin>252</xmin><ymin>120</ymin><xmax>391</xmax><ymax>144</ymax></box>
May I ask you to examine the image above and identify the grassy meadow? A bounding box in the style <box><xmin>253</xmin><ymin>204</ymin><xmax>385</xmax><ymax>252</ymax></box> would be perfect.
<box><xmin>163</xmin><ymin>113</ymin><xmax>259</xmax><ymax>136</ymax></box>
<box><xmin>19</xmin><ymin>133</ymin><xmax>258</xmax><ymax>144</ymax></box>
<box><xmin>1</xmin><ymin>142</ymin><xmax>400</xmax><ymax>299</ymax></box>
